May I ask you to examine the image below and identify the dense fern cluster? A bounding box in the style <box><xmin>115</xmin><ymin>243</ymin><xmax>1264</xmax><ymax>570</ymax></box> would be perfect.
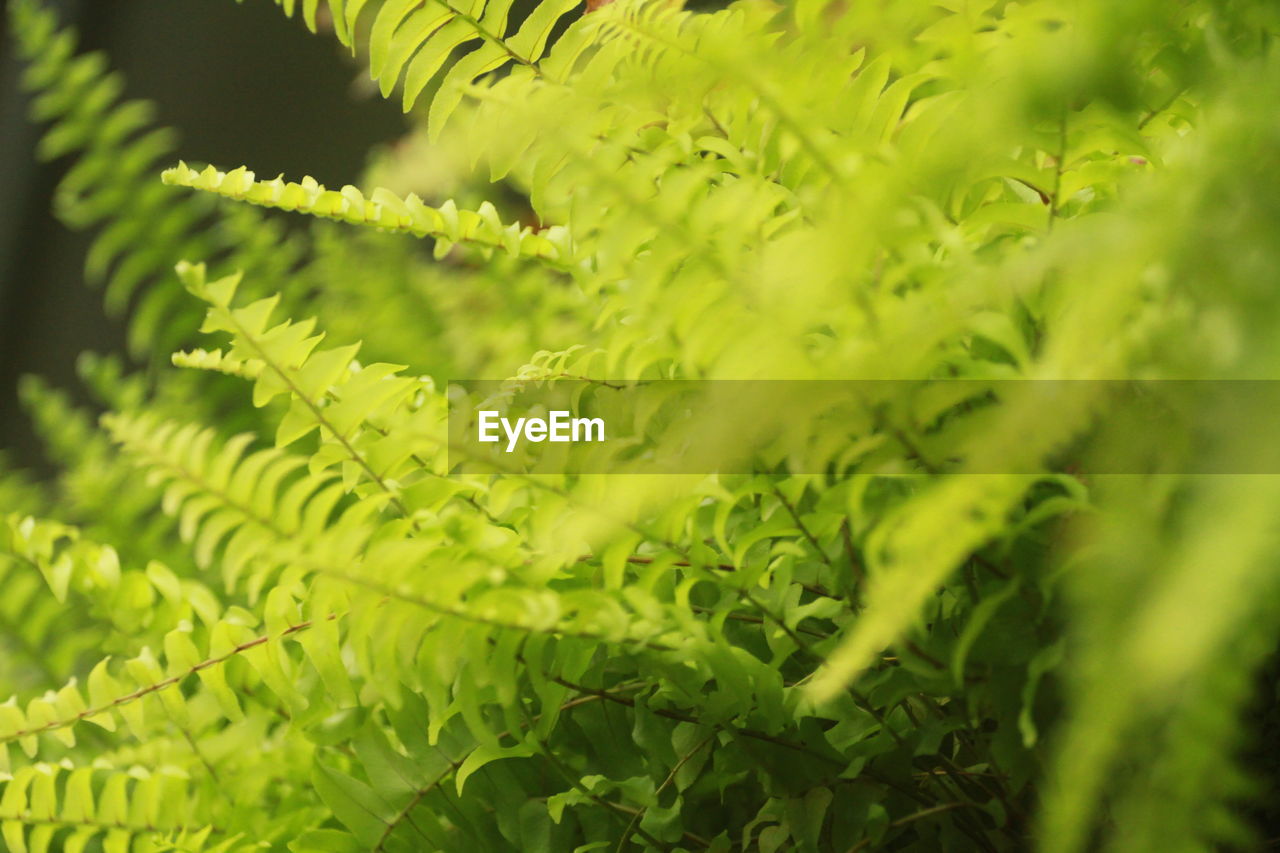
<box><xmin>4</xmin><ymin>0</ymin><xmax>1280</xmax><ymax>850</ymax></box>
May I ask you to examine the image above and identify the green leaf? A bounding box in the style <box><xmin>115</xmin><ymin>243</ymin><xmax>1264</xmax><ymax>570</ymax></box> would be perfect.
<box><xmin>312</xmin><ymin>761</ymin><xmax>395</xmax><ymax>848</ymax></box>
<box><xmin>455</xmin><ymin>741</ymin><xmax>535</xmax><ymax>795</ymax></box>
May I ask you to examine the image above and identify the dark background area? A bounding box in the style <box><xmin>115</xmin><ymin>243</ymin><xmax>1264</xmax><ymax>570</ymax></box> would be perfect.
<box><xmin>0</xmin><ymin>0</ymin><xmax>405</xmax><ymax>473</ymax></box>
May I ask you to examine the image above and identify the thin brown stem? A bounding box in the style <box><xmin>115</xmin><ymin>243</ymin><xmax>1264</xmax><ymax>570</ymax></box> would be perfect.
<box><xmin>615</xmin><ymin>732</ymin><xmax>716</xmax><ymax>852</ymax></box>
<box><xmin>772</xmin><ymin>485</ymin><xmax>834</xmax><ymax>569</ymax></box>
<box><xmin>0</xmin><ymin>618</ymin><xmax>326</xmax><ymax>745</ymax></box>
<box><xmin>1137</xmin><ymin>88</ymin><xmax>1184</xmax><ymax>130</ymax></box>
<box><xmin>843</xmin><ymin>802</ymin><xmax>983</xmax><ymax>852</ymax></box>
<box><xmin>1048</xmin><ymin>111</ymin><xmax>1068</xmax><ymax>230</ymax></box>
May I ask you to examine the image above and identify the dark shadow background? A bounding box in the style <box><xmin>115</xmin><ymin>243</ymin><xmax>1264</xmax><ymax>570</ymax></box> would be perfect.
<box><xmin>0</xmin><ymin>0</ymin><xmax>406</xmax><ymax>473</ymax></box>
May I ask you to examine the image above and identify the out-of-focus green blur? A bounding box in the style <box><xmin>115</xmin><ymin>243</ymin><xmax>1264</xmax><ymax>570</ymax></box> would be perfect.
<box><xmin>0</xmin><ymin>0</ymin><xmax>404</xmax><ymax>470</ymax></box>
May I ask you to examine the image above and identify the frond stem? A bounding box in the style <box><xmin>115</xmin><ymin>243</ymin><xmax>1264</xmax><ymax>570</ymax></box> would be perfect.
<box><xmin>221</xmin><ymin>310</ymin><xmax>414</xmax><ymax>522</ymax></box>
<box><xmin>0</xmin><ymin>618</ymin><xmax>324</xmax><ymax>745</ymax></box>
<box><xmin>310</xmin><ymin>564</ymin><xmax>681</xmax><ymax>653</ymax></box>
<box><xmin>429</xmin><ymin>0</ymin><xmax>539</xmax><ymax>71</ymax></box>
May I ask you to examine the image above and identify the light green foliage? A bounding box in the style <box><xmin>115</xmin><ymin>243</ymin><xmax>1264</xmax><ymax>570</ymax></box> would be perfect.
<box><xmin>6</xmin><ymin>0</ymin><xmax>1280</xmax><ymax>850</ymax></box>
<box><xmin>252</xmin><ymin>0</ymin><xmax>582</xmax><ymax>123</ymax></box>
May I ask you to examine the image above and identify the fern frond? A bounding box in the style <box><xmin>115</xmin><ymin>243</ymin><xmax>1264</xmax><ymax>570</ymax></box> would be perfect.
<box><xmin>0</xmin><ymin>545</ymin><xmax>102</xmax><ymax>695</ymax></box>
<box><xmin>171</xmin><ymin>348</ymin><xmax>263</xmax><ymax>383</ymax></box>
<box><xmin>102</xmin><ymin>411</ymin><xmax>357</xmax><ymax>598</ymax></box>
<box><xmin>258</xmin><ymin>0</ymin><xmax>583</xmax><ymax>130</ymax></box>
<box><xmin>1041</xmin><ymin>477</ymin><xmax>1280</xmax><ymax>853</ymax></box>
<box><xmin>584</xmin><ymin>0</ymin><xmax>861</xmax><ymax>188</ymax></box>
<box><xmin>161</xmin><ymin>162</ymin><xmax>574</xmax><ymax>266</ymax></box>
<box><xmin>7</xmin><ymin>0</ymin><xmax>302</xmax><ymax>357</ymax></box>
<box><xmin>0</xmin><ymin>763</ymin><xmax>232</xmax><ymax>853</ymax></box>
<box><xmin>16</xmin><ymin>375</ymin><xmax>212</xmax><ymax>581</ymax></box>
<box><xmin>0</xmin><ymin>604</ymin><xmax>344</xmax><ymax>763</ymax></box>
<box><xmin>176</xmin><ymin>263</ymin><xmax>458</xmax><ymax>523</ymax></box>
<box><xmin>0</xmin><ymin>513</ymin><xmax>227</xmax><ymax>702</ymax></box>
<box><xmin>1</xmin><ymin>514</ymin><xmax>223</xmax><ymax>643</ymax></box>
